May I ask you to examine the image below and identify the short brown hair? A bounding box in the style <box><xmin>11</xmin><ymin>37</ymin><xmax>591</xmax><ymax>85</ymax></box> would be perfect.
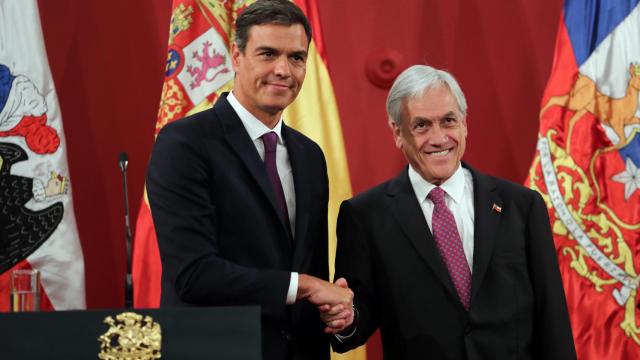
<box><xmin>235</xmin><ymin>0</ymin><xmax>312</xmax><ymax>52</ymax></box>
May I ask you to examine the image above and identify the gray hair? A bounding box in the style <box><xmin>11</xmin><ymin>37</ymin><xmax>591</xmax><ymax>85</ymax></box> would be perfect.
<box><xmin>386</xmin><ymin>65</ymin><xmax>467</xmax><ymax>125</ymax></box>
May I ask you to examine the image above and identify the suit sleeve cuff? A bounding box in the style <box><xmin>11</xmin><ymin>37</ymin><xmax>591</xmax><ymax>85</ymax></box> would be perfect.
<box><xmin>286</xmin><ymin>272</ymin><xmax>298</xmax><ymax>305</ymax></box>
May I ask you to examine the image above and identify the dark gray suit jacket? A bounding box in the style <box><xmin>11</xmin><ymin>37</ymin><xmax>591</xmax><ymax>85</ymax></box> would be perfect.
<box><xmin>332</xmin><ymin>164</ymin><xmax>576</xmax><ymax>359</ymax></box>
<box><xmin>147</xmin><ymin>93</ymin><xmax>330</xmax><ymax>360</ymax></box>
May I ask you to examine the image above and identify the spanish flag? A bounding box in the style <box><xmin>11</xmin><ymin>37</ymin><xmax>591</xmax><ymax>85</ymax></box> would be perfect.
<box><xmin>132</xmin><ymin>1</ymin><xmax>364</xmax><ymax>359</ymax></box>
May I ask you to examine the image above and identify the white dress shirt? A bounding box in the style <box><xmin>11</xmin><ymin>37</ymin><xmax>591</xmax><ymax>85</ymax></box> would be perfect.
<box><xmin>408</xmin><ymin>163</ymin><xmax>475</xmax><ymax>271</ymax></box>
<box><xmin>227</xmin><ymin>92</ymin><xmax>299</xmax><ymax>304</ymax></box>
<box><xmin>337</xmin><ymin>164</ymin><xmax>476</xmax><ymax>342</ymax></box>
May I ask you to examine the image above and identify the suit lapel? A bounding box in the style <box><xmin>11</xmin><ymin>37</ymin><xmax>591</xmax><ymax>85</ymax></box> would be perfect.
<box><xmin>215</xmin><ymin>93</ymin><xmax>293</xmax><ymax>245</ymax></box>
<box><xmin>466</xmin><ymin>164</ymin><xmax>502</xmax><ymax>301</ymax></box>
<box><xmin>389</xmin><ymin>169</ymin><xmax>459</xmax><ymax>300</ymax></box>
<box><xmin>283</xmin><ymin>125</ymin><xmax>311</xmax><ymax>266</ymax></box>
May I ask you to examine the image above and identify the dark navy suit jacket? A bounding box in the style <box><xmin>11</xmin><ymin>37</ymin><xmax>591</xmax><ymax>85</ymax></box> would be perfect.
<box><xmin>147</xmin><ymin>93</ymin><xmax>330</xmax><ymax>360</ymax></box>
<box><xmin>332</xmin><ymin>164</ymin><xmax>576</xmax><ymax>359</ymax></box>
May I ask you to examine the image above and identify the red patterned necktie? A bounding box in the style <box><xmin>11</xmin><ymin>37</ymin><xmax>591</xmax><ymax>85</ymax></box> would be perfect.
<box><xmin>262</xmin><ymin>132</ymin><xmax>290</xmax><ymax>230</ymax></box>
<box><xmin>428</xmin><ymin>186</ymin><xmax>471</xmax><ymax>310</ymax></box>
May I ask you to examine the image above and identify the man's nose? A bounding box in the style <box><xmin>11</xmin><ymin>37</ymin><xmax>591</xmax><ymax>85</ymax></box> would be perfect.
<box><xmin>273</xmin><ymin>56</ymin><xmax>291</xmax><ymax>77</ymax></box>
<box><xmin>429</xmin><ymin>126</ymin><xmax>448</xmax><ymax>144</ymax></box>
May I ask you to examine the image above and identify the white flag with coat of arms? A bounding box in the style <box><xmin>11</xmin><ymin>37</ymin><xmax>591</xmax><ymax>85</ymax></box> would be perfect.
<box><xmin>0</xmin><ymin>0</ymin><xmax>85</xmax><ymax>310</ymax></box>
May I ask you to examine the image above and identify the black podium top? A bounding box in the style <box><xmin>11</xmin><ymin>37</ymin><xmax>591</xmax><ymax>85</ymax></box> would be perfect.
<box><xmin>0</xmin><ymin>306</ymin><xmax>261</xmax><ymax>360</ymax></box>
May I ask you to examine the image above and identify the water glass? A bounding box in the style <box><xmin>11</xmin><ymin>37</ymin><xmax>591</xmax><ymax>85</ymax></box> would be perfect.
<box><xmin>10</xmin><ymin>269</ymin><xmax>41</xmax><ymax>312</ymax></box>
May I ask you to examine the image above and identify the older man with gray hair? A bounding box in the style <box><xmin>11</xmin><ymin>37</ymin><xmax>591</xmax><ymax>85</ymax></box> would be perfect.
<box><xmin>329</xmin><ymin>65</ymin><xmax>576</xmax><ymax>359</ymax></box>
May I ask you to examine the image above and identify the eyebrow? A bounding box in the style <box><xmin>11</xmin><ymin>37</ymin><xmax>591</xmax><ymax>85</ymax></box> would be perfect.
<box><xmin>442</xmin><ymin>111</ymin><xmax>458</xmax><ymax>119</ymax></box>
<box><xmin>412</xmin><ymin>111</ymin><xmax>458</xmax><ymax>123</ymax></box>
<box><xmin>291</xmin><ymin>50</ymin><xmax>308</xmax><ymax>59</ymax></box>
<box><xmin>254</xmin><ymin>46</ymin><xmax>308</xmax><ymax>58</ymax></box>
<box><xmin>254</xmin><ymin>46</ymin><xmax>278</xmax><ymax>54</ymax></box>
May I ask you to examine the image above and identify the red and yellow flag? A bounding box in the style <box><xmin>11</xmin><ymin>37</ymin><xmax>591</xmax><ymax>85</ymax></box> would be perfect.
<box><xmin>132</xmin><ymin>1</ymin><xmax>364</xmax><ymax>358</ymax></box>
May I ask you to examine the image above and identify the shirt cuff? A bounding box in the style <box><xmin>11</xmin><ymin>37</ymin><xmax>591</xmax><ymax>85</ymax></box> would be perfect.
<box><xmin>286</xmin><ymin>272</ymin><xmax>298</xmax><ymax>305</ymax></box>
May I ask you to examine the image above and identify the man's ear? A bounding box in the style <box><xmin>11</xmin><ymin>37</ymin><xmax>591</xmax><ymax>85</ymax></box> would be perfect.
<box><xmin>390</xmin><ymin>121</ymin><xmax>403</xmax><ymax>149</ymax></box>
<box><xmin>461</xmin><ymin>116</ymin><xmax>468</xmax><ymax>137</ymax></box>
<box><xmin>231</xmin><ymin>43</ymin><xmax>241</xmax><ymax>72</ymax></box>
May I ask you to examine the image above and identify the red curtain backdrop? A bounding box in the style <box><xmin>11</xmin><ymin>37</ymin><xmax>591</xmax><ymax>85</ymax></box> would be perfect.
<box><xmin>37</xmin><ymin>0</ymin><xmax>562</xmax><ymax>358</ymax></box>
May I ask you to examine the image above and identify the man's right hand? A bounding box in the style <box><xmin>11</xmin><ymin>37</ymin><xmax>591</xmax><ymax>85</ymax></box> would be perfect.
<box><xmin>297</xmin><ymin>274</ymin><xmax>353</xmax><ymax>308</ymax></box>
<box><xmin>297</xmin><ymin>275</ymin><xmax>355</xmax><ymax>334</ymax></box>
<box><xmin>318</xmin><ymin>278</ymin><xmax>355</xmax><ymax>334</ymax></box>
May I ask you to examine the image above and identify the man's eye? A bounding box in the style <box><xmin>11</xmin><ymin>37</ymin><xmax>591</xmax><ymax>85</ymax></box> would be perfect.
<box><xmin>291</xmin><ymin>55</ymin><xmax>304</xmax><ymax>62</ymax></box>
<box><xmin>414</xmin><ymin>122</ymin><xmax>426</xmax><ymax>130</ymax></box>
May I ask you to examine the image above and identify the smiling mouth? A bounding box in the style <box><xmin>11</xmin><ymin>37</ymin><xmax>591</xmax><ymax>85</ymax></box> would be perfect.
<box><xmin>428</xmin><ymin>149</ymin><xmax>451</xmax><ymax>157</ymax></box>
<box><xmin>266</xmin><ymin>83</ymin><xmax>291</xmax><ymax>89</ymax></box>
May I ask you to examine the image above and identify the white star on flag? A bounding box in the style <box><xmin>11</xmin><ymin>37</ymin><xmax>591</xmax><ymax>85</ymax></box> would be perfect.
<box><xmin>612</xmin><ymin>157</ymin><xmax>640</xmax><ymax>200</ymax></box>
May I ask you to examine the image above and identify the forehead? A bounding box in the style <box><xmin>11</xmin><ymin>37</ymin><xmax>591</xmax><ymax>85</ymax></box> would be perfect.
<box><xmin>245</xmin><ymin>23</ymin><xmax>309</xmax><ymax>50</ymax></box>
<box><xmin>404</xmin><ymin>85</ymin><xmax>461</xmax><ymax>120</ymax></box>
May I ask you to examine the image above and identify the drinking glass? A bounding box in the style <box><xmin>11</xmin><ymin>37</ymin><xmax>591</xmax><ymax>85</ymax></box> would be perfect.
<box><xmin>10</xmin><ymin>269</ymin><xmax>41</xmax><ymax>312</ymax></box>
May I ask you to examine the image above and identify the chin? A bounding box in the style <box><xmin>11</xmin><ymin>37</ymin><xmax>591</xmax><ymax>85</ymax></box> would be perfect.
<box><xmin>261</xmin><ymin>103</ymin><xmax>288</xmax><ymax>115</ymax></box>
<box><xmin>427</xmin><ymin>167</ymin><xmax>456</xmax><ymax>182</ymax></box>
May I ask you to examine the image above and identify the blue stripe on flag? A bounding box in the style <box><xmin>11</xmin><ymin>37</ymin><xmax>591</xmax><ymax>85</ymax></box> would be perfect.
<box><xmin>564</xmin><ymin>0</ymin><xmax>640</xmax><ymax>65</ymax></box>
<box><xmin>619</xmin><ymin>134</ymin><xmax>640</xmax><ymax>168</ymax></box>
<box><xmin>0</xmin><ymin>64</ymin><xmax>16</xmax><ymax>114</ymax></box>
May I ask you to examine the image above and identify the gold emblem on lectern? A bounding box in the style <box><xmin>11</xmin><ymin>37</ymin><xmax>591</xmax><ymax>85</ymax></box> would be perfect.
<box><xmin>98</xmin><ymin>312</ymin><xmax>162</xmax><ymax>360</ymax></box>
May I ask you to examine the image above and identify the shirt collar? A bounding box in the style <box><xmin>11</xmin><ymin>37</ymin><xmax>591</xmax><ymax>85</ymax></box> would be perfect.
<box><xmin>408</xmin><ymin>163</ymin><xmax>466</xmax><ymax>205</ymax></box>
<box><xmin>227</xmin><ymin>91</ymin><xmax>284</xmax><ymax>144</ymax></box>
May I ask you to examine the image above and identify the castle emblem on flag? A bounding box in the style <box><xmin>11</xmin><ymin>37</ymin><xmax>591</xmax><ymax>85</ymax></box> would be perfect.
<box><xmin>168</xmin><ymin>3</ymin><xmax>194</xmax><ymax>46</ymax></box>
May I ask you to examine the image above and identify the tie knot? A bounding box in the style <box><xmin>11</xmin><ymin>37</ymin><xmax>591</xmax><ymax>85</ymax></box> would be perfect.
<box><xmin>262</xmin><ymin>132</ymin><xmax>278</xmax><ymax>154</ymax></box>
<box><xmin>427</xmin><ymin>186</ymin><xmax>447</xmax><ymax>206</ymax></box>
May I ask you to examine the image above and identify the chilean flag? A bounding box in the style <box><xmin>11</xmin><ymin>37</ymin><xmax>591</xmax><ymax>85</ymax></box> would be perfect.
<box><xmin>0</xmin><ymin>1</ymin><xmax>85</xmax><ymax>311</ymax></box>
<box><xmin>527</xmin><ymin>1</ymin><xmax>640</xmax><ymax>358</ymax></box>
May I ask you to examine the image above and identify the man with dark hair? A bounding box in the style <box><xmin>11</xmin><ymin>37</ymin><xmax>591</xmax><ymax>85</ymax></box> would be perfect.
<box><xmin>330</xmin><ymin>65</ymin><xmax>576</xmax><ymax>359</ymax></box>
<box><xmin>234</xmin><ymin>0</ymin><xmax>312</xmax><ymax>53</ymax></box>
<box><xmin>147</xmin><ymin>1</ymin><xmax>353</xmax><ymax>359</ymax></box>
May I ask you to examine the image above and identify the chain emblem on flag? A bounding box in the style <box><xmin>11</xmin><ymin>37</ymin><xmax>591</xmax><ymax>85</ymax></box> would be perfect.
<box><xmin>157</xmin><ymin>79</ymin><xmax>188</xmax><ymax>132</ymax></box>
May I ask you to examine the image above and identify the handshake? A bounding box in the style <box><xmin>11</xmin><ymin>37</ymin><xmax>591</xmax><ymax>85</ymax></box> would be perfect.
<box><xmin>297</xmin><ymin>274</ymin><xmax>355</xmax><ymax>334</ymax></box>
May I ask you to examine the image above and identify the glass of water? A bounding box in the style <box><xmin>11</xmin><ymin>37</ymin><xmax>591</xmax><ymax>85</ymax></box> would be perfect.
<box><xmin>10</xmin><ymin>269</ymin><xmax>41</xmax><ymax>312</ymax></box>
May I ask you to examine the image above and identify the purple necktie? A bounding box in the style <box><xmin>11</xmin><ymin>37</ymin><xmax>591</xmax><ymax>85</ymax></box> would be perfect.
<box><xmin>428</xmin><ymin>186</ymin><xmax>471</xmax><ymax>310</ymax></box>
<box><xmin>262</xmin><ymin>132</ymin><xmax>290</xmax><ymax>229</ymax></box>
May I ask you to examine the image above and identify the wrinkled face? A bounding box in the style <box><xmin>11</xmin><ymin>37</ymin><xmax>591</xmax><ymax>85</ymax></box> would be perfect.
<box><xmin>231</xmin><ymin>23</ymin><xmax>308</xmax><ymax>126</ymax></box>
<box><xmin>391</xmin><ymin>85</ymin><xmax>467</xmax><ymax>185</ymax></box>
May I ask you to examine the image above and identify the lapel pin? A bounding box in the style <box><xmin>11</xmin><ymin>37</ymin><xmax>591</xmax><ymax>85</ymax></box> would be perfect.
<box><xmin>492</xmin><ymin>203</ymin><xmax>502</xmax><ymax>213</ymax></box>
